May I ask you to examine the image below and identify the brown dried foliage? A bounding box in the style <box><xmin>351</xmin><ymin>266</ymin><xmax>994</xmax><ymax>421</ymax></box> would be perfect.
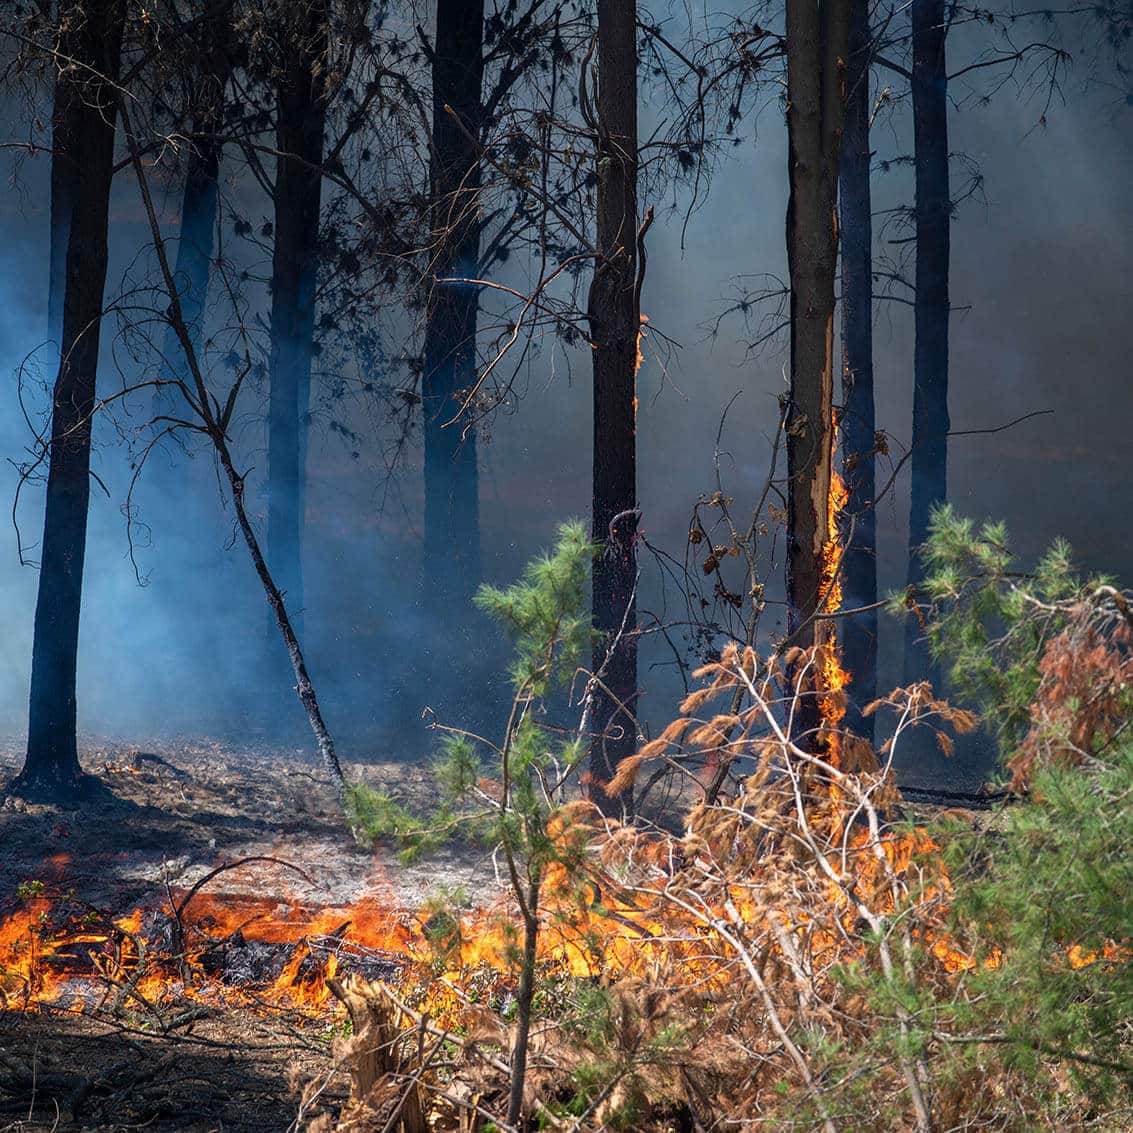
<box><xmin>1012</xmin><ymin>615</ymin><xmax>1133</xmax><ymax>789</ymax></box>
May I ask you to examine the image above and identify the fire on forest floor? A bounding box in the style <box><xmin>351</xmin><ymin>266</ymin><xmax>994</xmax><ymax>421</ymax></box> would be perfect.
<box><xmin>0</xmin><ymin>741</ymin><xmax>514</xmax><ymax>1131</ymax></box>
<box><xmin>0</xmin><ymin>735</ymin><xmax>1004</xmax><ymax>1132</ymax></box>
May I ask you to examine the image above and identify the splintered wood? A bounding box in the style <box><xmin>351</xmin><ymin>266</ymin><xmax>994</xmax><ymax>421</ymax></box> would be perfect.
<box><xmin>307</xmin><ymin>975</ymin><xmax>428</xmax><ymax>1133</ymax></box>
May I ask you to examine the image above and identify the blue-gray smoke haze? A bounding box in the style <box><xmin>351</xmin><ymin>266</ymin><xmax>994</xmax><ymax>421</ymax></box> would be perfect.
<box><xmin>1</xmin><ymin>15</ymin><xmax>1131</xmax><ymax>784</ymax></box>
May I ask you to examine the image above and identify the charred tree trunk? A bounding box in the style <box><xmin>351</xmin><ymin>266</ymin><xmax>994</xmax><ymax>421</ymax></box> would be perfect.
<box><xmin>904</xmin><ymin>0</ymin><xmax>950</xmax><ymax>683</ymax></box>
<box><xmin>156</xmin><ymin>7</ymin><xmax>231</xmax><ymax>421</ymax></box>
<box><xmin>587</xmin><ymin>0</ymin><xmax>639</xmax><ymax>812</ymax></box>
<box><xmin>47</xmin><ymin>0</ymin><xmax>82</xmax><ymax>353</ymax></box>
<box><xmin>159</xmin><ymin>137</ymin><xmax>220</xmax><ymax>412</ymax></box>
<box><xmin>267</xmin><ymin>1</ymin><xmax>327</xmax><ymax>633</ymax></box>
<box><xmin>784</xmin><ymin>0</ymin><xmax>850</xmax><ymax>743</ymax></box>
<box><xmin>422</xmin><ymin>0</ymin><xmax>484</xmax><ymax>722</ymax></box>
<box><xmin>17</xmin><ymin>0</ymin><xmax>125</xmax><ymax>799</ymax></box>
<box><xmin>119</xmin><ymin>92</ymin><xmax>350</xmax><ymax>806</ymax></box>
<box><xmin>422</xmin><ymin>0</ymin><xmax>484</xmax><ymax>641</ymax></box>
<box><xmin>48</xmin><ymin>80</ymin><xmax>77</xmax><ymax>357</ymax></box>
<box><xmin>838</xmin><ymin>0</ymin><xmax>877</xmax><ymax>740</ymax></box>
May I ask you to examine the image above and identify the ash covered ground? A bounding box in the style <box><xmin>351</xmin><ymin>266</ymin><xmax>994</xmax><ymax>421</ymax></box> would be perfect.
<box><xmin>0</xmin><ymin>740</ymin><xmax>496</xmax><ymax>913</ymax></box>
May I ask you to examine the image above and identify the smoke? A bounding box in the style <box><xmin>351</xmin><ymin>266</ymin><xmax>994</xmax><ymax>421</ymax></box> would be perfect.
<box><xmin>1</xmin><ymin>12</ymin><xmax>1131</xmax><ymax>783</ymax></box>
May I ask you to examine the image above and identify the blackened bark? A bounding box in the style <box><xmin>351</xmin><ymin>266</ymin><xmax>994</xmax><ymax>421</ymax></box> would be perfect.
<box><xmin>905</xmin><ymin>0</ymin><xmax>950</xmax><ymax>683</ymax></box>
<box><xmin>423</xmin><ymin>0</ymin><xmax>484</xmax><ymax>635</ymax></box>
<box><xmin>839</xmin><ymin>0</ymin><xmax>877</xmax><ymax>739</ymax></box>
<box><xmin>18</xmin><ymin>0</ymin><xmax>125</xmax><ymax>798</ymax></box>
<box><xmin>784</xmin><ymin>0</ymin><xmax>850</xmax><ymax>743</ymax></box>
<box><xmin>268</xmin><ymin>1</ymin><xmax>327</xmax><ymax>630</ymax></box>
<box><xmin>156</xmin><ymin>8</ymin><xmax>231</xmax><ymax>420</ymax></box>
<box><xmin>120</xmin><ymin>89</ymin><xmax>349</xmax><ymax>807</ymax></box>
<box><xmin>161</xmin><ymin>140</ymin><xmax>219</xmax><ymax>401</ymax></box>
<box><xmin>48</xmin><ymin>80</ymin><xmax>77</xmax><ymax>356</ymax></box>
<box><xmin>588</xmin><ymin>0</ymin><xmax>639</xmax><ymax>812</ymax></box>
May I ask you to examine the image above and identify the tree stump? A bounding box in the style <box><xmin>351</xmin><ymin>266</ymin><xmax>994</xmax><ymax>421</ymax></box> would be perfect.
<box><xmin>324</xmin><ymin>975</ymin><xmax>427</xmax><ymax>1133</ymax></box>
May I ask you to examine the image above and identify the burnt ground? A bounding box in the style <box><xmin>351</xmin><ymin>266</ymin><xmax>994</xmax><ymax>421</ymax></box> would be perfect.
<box><xmin>0</xmin><ymin>740</ymin><xmax>501</xmax><ymax>1132</ymax></box>
<box><xmin>0</xmin><ymin>739</ymin><xmax>496</xmax><ymax>910</ymax></box>
<box><xmin>0</xmin><ymin>1008</ymin><xmax>337</xmax><ymax>1132</ymax></box>
<box><xmin>0</xmin><ymin>739</ymin><xmax>997</xmax><ymax>1131</ymax></box>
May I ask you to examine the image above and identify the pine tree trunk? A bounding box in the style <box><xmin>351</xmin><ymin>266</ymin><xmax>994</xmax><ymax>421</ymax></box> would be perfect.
<box><xmin>839</xmin><ymin>0</ymin><xmax>877</xmax><ymax>739</ymax></box>
<box><xmin>784</xmin><ymin>0</ymin><xmax>850</xmax><ymax>744</ymax></box>
<box><xmin>156</xmin><ymin>8</ymin><xmax>230</xmax><ymax>422</ymax></box>
<box><xmin>18</xmin><ymin>0</ymin><xmax>125</xmax><ymax>798</ymax></box>
<box><xmin>588</xmin><ymin>0</ymin><xmax>639</xmax><ymax>811</ymax></box>
<box><xmin>159</xmin><ymin>139</ymin><xmax>219</xmax><ymax>411</ymax></box>
<box><xmin>422</xmin><ymin>0</ymin><xmax>484</xmax><ymax>714</ymax></box>
<box><xmin>267</xmin><ymin>1</ymin><xmax>327</xmax><ymax>633</ymax></box>
<box><xmin>47</xmin><ymin>0</ymin><xmax>83</xmax><ymax>356</ymax></box>
<box><xmin>905</xmin><ymin>0</ymin><xmax>950</xmax><ymax>684</ymax></box>
<box><xmin>47</xmin><ymin>87</ymin><xmax>77</xmax><ymax>358</ymax></box>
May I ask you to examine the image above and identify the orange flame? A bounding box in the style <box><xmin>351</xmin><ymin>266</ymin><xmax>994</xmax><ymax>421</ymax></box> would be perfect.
<box><xmin>0</xmin><ymin>815</ymin><xmax>1049</xmax><ymax>1045</ymax></box>
<box><xmin>818</xmin><ymin>417</ymin><xmax>851</xmax><ymax>767</ymax></box>
<box><xmin>633</xmin><ymin>313</ymin><xmax>648</xmax><ymax>419</ymax></box>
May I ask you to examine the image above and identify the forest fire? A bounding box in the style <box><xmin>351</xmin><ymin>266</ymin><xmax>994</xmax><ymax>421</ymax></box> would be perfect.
<box><xmin>0</xmin><ymin>889</ymin><xmax>418</xmax><ymax>1015</ymax></box>
<box><xmin>0</xmin><ymin>847</ymin><xmax>674</xmax><ymax>1025</ymax></box>
<box><xmin>0</xmin><ymin>804</ymin><xmax>974</xmax><ymax>1026</ymax></box>
<box><xmin>633</xmin><ymin>312</ymin><xmax>649</xmax><ymax>418</ymax></box>
<box><xmin>2</xmin><ymin>725</ymin><xmax>1123</xmax><ymax>1130</ymax></box>
<box><xmin>0</xmin><ymin>0</ymin><xmax>1127</xmax><ymax>1123</ymax></box>
<box><xmin>818</xmin><ymin>427</ymin><xmax>852</xmax><ymax>766</ymax></box>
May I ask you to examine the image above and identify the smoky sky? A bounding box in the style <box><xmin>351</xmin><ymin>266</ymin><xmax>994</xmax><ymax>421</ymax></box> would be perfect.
<box><xmin>1</xmin><ymin>9</ymin><xmax>1131</xmax><ymax>781</ymax></box>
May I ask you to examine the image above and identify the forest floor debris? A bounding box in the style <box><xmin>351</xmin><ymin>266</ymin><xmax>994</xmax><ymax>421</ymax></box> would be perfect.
<box><xmin>0</xmin><ymin>741</ymin><xmax>501</xmax><ymax>1131</ymax></box>
<box><xmin>0</xmin><ymin>736</ymin><xmax>1005</xmax><ymax>1131</ymax></box>
<box><xmin>0</xmin><ymin>740</ymin><xmax>495</xmax><ymax>910</ymax></box>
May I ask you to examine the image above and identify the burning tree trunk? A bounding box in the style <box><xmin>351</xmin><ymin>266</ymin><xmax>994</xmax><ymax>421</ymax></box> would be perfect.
<box><xmin>267</xmin><ymin>0</ymin><xmax>328</xmax><ymax>633</ymax></box>
<box><xmin>422</xmin><ymin>0</ymin><xmax>484</xmax><ymax>693</ymax></box>
<box><xmin>904</xmin><ymin>0</ymin><xmax>951</xmax><ymax>684</ymax></box>
<box><xmin>784</xmin><ymin>0</ymin><xmax>850</xmax><ymax>742</ymax></box>
<box><xmin>587</xmin><ymin>0</ymin><xmax>640</xmax><ymax>812</ymax></box>
<box><xmin>838</xmin><ymin>0</ymin><xmax>877</xmax><ymax>739</ymax></box>
<box><xmin>17</xmin><ymin>0</ymin><xmax>126</xmax><ymax>799</ymax></box>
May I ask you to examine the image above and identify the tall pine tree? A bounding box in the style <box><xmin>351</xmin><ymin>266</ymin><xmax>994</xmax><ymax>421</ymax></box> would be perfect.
<box><xmin>19</xmin><ymin>0</ymin><xmax>127</xmax><ymax>797</ymax></box>
<box><xmin>588</xmin><ymin>0</ymin><xmax>640</xmax><ymax>810</ymax></box>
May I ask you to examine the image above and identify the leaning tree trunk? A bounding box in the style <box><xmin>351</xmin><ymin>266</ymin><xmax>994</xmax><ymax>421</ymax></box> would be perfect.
<box><xmin>267</xmin><ymin>0</ymin><xmax>327</xmax><ymax>633</ymax></box>
<box><xmin>422</xmin><ymin>0</ymin><xmax>484</xmax><ymax>716</ymax></box>
<box><xmin>155</xmin><ymin>6</ymin><xmax>231</xmax><ymax>422</ymax></box>
<box><xmin>587</xmin><ymin>0</ymin><xmax>639</xmax><ymax>812</ymax></box>
<box><xmin>838</xmin><ymin>0</ymin><xmax>877</xmax><ymax>740</ymax></box>
<box><xmin>119</xmin><ymin>92</ymin><xmax>350</xmax><ymax>806</ymax></box>
<box><xmin>784</xmin><ymin>0</ymin><xmax>850</xmax><ymax>746</ymax></box>
<box><xmin>18</xmin><ymin>0</ymin><xmax>125</xmax><ymax>798</ymax></box>
<box><xmin>904</xmin><ymin>0</ymin><xmax>950</xmax><ymax>684</ymax></box>
<box><xmin>157</xmin><ymin>132</ymin><xmax>220</xmax><ymax>417</ymax></box>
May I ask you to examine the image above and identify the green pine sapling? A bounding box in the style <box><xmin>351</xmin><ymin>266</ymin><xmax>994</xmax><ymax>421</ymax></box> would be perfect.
<box><xmin>880</xmin><ymin>507</ymin><xmax>1133</xmax><ymax>1124</ymax></box>
<box><xmin>347</xmin><ymin>521</ymin><xmax>600</xmax><ymax>1126</ymax></box>
<box><xmin>894</xmin><ymin>503</ymin><xmax>1081</xmax><ymax>749</ymax></box>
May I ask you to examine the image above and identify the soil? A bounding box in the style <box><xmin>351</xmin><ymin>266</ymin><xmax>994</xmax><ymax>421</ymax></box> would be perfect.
<box><xmin>0</xmin><ymin>739</ymin><xmax>501</xmax><ymax>1132</ymax></box>
<box><xmin>0</xmin><ymin>739</ymin><xmax>497</xmax><ymax>911</ymax></box>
